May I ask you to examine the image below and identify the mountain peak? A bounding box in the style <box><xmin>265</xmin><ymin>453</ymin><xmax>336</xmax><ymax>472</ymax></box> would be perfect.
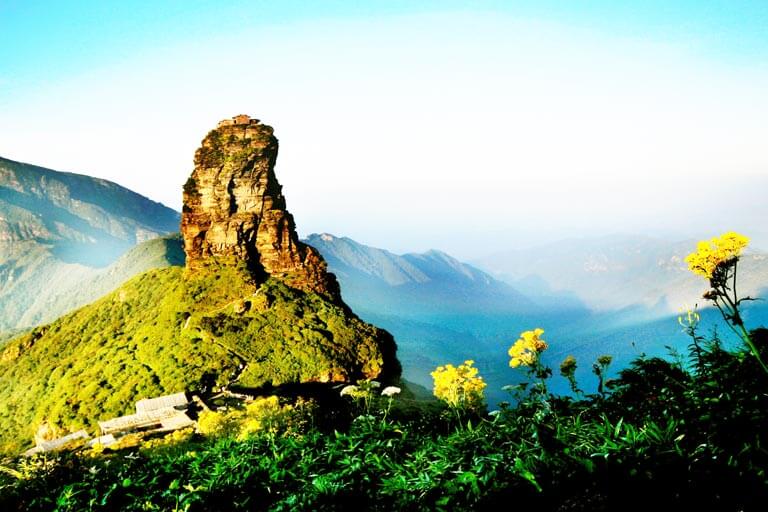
<box><xmin>0</xmin><ymin>121</ymin><xmax>401</xmax><ymax>453</ymax></box>
<box><xmin>180</xmin><ymin>116</ymin><xmax>341</xmax><ymax>301</ymax></box>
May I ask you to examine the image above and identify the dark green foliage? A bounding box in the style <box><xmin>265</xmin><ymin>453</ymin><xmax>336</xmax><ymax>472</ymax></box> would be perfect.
<box><xmin>2</xmin><ymin>328</ymin><xmax>768</xmax><ymax>510</ymax></box>
<box><xmin>604</xmin><ymin>356</ymin><xmax>691</xmax><ymax>420</ymax></box>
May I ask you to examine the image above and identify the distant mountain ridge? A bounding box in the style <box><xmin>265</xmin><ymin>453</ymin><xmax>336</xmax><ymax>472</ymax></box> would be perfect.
<box><xmin>475</xmin><ymin>234</ymin><xmax>768</xmax><ymax>313</ymax></box>
<box><xmin>306</xmin><ymin>233</ymin><xmax>491</xmax><ymax>286</ymax></box>
<box><xmin>0</xmin><ymin>155</ymin><xmax>180</xmax><ymax>332</ymax></box>
<box><xmin>303</xmin><ymin>233</ymin><xmax>536</xmax><ymax>318</ymax></box>
<box><xmin>10</xmin><ymin>234</ymin><xmax>186</xmax><ymax>330</ymax></box>
<box><xmin>0</xmin><ymin>156</ymin><xmax>178</xmax><ymax>252</ymax></box>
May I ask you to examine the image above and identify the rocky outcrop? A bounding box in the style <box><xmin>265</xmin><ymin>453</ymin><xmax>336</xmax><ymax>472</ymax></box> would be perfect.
<box><xmin>0</xmin><ymin>117</ymin><xmax>401</xmax><ymax>453</ymax></box>
<box><xmin>181</xmin><ymin>115</ymin><xmax>341</xmax><ymax>301</ymax></box>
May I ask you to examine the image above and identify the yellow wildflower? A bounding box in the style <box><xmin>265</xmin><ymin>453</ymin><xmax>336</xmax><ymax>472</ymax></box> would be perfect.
<box><xmin>430</xmin><ymin>360</ymin><xmax>486</xmax><ymax>410</ymax></box>
<box><xmin>508</xmin><ymin>328</ymin><xmax>548</xmax><ymax>368</ymax></box>
<box><xmin>596</xmin><ymin>355</ymin><xmax>612</xmax><ymax>367</ymax></box>
<box><xmin>685</xmin><ymin>231</ymin><xmax>749</xmax><ymax>279</ymax></box>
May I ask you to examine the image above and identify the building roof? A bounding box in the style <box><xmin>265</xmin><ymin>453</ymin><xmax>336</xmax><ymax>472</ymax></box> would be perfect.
<box><xmin>23</xmin><ymin>429</ymin><xmax>90</xmax><ymax>456</ymax></box>
<box><xmin>135</xmin><ymin>392</ymin><xmax>188</xmax><ymax>413</ymax></box>
<box><xmin>99</xmin><ymin>407</ymin><xmax>187</xmax><ymax>435</ymax></box>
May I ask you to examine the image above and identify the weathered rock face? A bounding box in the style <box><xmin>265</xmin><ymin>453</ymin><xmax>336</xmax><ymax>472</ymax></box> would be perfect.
<box><xmin>181</xmin><ymin>115</ymin><xmax>341</xmax><ymax>301</ymax></box>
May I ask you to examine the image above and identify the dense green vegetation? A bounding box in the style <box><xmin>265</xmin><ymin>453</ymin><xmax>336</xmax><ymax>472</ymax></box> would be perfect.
<box><xmin>0</xmin><ymin>260</ymin><xmax>397</xmax><ymax>454</ymax></box>
<box><xmin>2</xmin><ymin>226</ymin><xmax>765</xmax><ymax>509</ymax></box>
<box><xmin>1</xmin><ymin>325</ymin><xmax>767</xmax><ymax>511</ymax></box>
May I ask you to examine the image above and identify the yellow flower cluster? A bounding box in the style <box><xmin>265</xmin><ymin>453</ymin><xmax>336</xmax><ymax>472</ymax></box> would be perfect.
<box><xmin>198</xmin><ymin>396</ymin><xmax>300</xmax><ymax>439</ymax></box>
<box><xmin>596</xmin><ymin>355</ymin><xmax>612</xmax><ymax>367</ymax></box>
<box><xmin>508</xmin><ymin>328</ymin><xmax>548</xmax><ymax>368</ymax></box>
<box><xmin>238</xmin><ymin>396</ymin><xmax>291</xmax><ymax>439</ymax></box>
<box><xmin>685</xmin><ymin>231</ymin><xmax>749</xmax><ymax>279</ymax></box>
<box><xmin>431</xmin><ymin>360</ymin><xmax>487</xmax><ymax>410</ymax></box>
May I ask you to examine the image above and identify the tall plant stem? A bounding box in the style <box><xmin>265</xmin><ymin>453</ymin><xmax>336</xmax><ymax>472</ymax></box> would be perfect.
<box><xmin>714</xmin><ymin>287</ymin><xmax>768</xmax><ymax>375</ymax></box>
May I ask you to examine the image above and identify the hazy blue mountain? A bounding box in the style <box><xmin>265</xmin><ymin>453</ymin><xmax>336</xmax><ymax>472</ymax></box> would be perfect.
<box><xmin>0</xmin><ymin>156</ymin><xmax>180</xmax><ymax>331</ymax></box>
<box><xmin>462</xmin><ymin>235</ymin><xmax>768</xmax><ymax>403</ymax></box>
<box><xmin>10</xmin><ymin>234</ymin><xmax>186</xmax><ymax>331</ymax></box>
<box><xmin>303</xmin><ymin>233</ymin><xmax>595</xmax><ymax>395</ymax></box>
<box><xmin>475</xmin><ymin>234</ymin><xmax>768</xmax><ymax>314</ymax></box>
<box><xmin>304</xmin><ymin>233</ymin><xmax>541</xmax><ymax>318</ymax></box>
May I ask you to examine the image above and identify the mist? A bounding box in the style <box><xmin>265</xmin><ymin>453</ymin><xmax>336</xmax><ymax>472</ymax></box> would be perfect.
<box><xmin>2</xmin><ymin>10</ymin><xmax>767</xmax><ymax>259</ymax></box>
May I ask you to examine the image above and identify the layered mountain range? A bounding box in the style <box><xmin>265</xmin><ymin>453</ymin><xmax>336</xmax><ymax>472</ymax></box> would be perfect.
<box><xmin>304</xmin><ymin>233</ymin><xmax>536</xmax><ymax>318</ymax></box>
<box><xmin>0</xmin><ymin>156</ymin><xmax>179</xmax><ymax>332</ymax></box>
<box><xmin>476</xmin><ymin>235</ymin><xmax>768</xmax><ymax>313</ymax></box>
<box><xmin>0</xmin><ymin>116</ymin><xmax>399</xmax><ymax>453</ymax></box>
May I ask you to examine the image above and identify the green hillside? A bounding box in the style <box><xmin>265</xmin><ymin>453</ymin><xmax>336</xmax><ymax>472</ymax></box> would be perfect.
<box><xmin>0</xmin><ymin>262</ymin><xmax>398</xmax><ymax>454</ymax></box>
<box><xmin>16</xmin><ymin>234</ymin><xmax>185</xmax><ymax>328</ymax></box>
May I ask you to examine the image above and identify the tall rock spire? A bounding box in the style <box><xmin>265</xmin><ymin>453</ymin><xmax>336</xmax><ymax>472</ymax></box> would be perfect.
<box><xmin>181</xmin><ymin>115</ymin><xmax>341</xmax><ymax>301</ymax></box>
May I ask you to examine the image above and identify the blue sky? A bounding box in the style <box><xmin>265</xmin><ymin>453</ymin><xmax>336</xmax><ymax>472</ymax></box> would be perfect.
<box><xmin>1</xmin><ymin>1</ymin><xmax>767</xmax><ymax>257</ymax></box>
<box><xmin>3</xmin><ymin>1</ymin><xmax>766</xmax><ymax>80</ymax></box>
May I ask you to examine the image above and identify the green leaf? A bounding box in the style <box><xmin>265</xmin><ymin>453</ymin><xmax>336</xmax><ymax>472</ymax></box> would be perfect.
<box><xmin>514</xmin><ymin>457</ymin><xmax>542</xmax><ymax>492</ymax></box>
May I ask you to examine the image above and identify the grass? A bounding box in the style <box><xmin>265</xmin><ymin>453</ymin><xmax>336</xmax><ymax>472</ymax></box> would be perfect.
<box><xmin>0</xmin><ymin>260</ymin><xmax>398</xmax><ymax>454</ymax></box>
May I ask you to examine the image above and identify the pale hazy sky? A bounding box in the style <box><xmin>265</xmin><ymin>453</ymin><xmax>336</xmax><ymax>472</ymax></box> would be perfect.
<box><xmin>2</xmin><ymin>1</ymin><xmax>767</xmax><ymax>258</ymax></box>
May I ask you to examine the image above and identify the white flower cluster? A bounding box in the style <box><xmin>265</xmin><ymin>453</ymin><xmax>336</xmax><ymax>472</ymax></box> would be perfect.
<box><xmin>381</xmin><ymin>386</ymin><xmax>401</xmax><ymax>397</ymax></box>
<box><xmin>338</xmin><ymin>382</ymin><xmax>401</xmax><ymax>398</ymax></box>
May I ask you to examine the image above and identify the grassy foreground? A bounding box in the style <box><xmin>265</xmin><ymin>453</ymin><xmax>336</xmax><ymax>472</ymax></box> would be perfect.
<box><xmin>2</xmin><ymin>232</ymin><xmax>766</xmax><ymax>510</ymax></box>
<box><xmin>1</xmin><ymin>326</ymin><xmax>767</xmax><ymax>511</ymax></box>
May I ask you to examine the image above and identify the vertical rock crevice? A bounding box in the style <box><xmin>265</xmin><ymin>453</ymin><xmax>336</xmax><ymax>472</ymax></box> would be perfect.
<box><xmin>181</xmin><ymin>115</ymin><xmax>341</xmax><ymax>302</ymax></box>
